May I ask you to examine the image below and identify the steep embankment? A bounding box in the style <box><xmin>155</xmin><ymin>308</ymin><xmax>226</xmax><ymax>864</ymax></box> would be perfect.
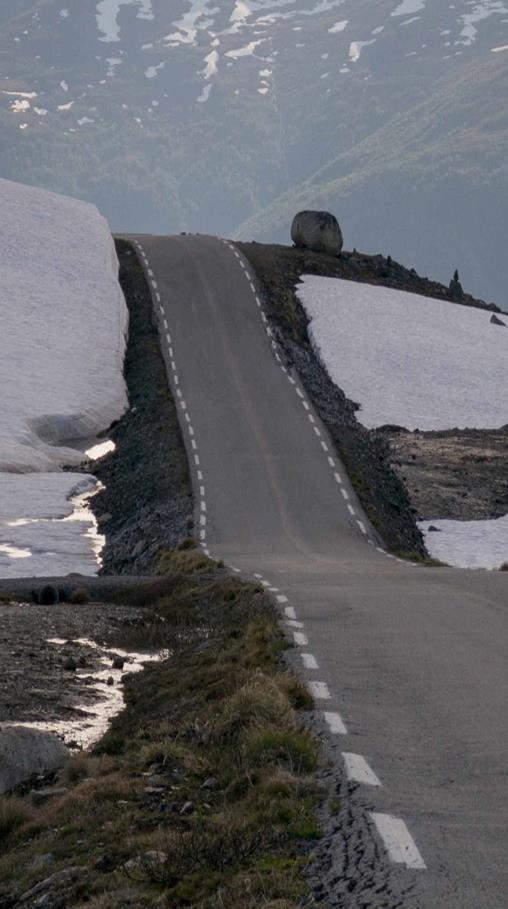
<box><xmin>238</xmin><ymin>241</ymin><xmax>505</xmax><ymax>559</ymax></box>
<box><xmin>88</xmin><ymin>240</ymin><xmax>193</xmax><ymax>574</ymax></box>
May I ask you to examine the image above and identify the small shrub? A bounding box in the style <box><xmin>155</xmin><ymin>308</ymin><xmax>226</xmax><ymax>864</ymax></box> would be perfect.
<box><xmin>0</xmin><ymin>796</ymin><xmax>34</xmax><ymax>845</ymax></box>
<box><xmin>70</xmin><ymin>587</ymin><xmax>90</xmax><ymax>604</ymax></box>
<box><xmin>243</xmin><ymin>727</ymin><xmax>318</xmax><ymax>774</ymax></box>
<box><xmin>212</xmin><ymin>674</ymin><xmax>292</xmax><ymax>744</ymax></box>
<box><xmin>276</xmin><ymin>673</ymin><xmax>314</xmax><ymax>710</ymax></box>
<box><xmin>499</xmin><ymin>562</ymin><xmax>508</xmax><ymax>571</ymax></box>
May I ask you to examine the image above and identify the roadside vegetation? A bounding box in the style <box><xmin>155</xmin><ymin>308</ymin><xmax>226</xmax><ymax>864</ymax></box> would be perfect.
<box><xmin>0</xmin><ymin>557</ymin><xmax>323</xmax><ymax>908</ymax></box>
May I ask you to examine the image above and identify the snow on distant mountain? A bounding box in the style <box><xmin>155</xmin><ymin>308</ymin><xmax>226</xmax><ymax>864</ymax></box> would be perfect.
<box><xmin>0</xmin><ymin>1</ymin><xmax>507</xmax><ymax>304</ymax></box>
<box><xmin>0</xmin><ymin>178</ymin><xmax>128</xmax><ymax>577</ymax></box>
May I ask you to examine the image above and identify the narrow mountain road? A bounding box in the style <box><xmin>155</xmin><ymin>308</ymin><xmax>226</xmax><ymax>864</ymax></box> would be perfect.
<box><xmin>133</xmin><ymin>234</ymin><xmax>508</xmax><ymax>908</ymax></box>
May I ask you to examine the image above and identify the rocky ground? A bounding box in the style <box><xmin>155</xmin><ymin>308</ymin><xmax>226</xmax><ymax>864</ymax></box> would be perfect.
<box><xmin>385</xmin><ymin>426</ymin><xmax>508</xmax><ymax>522</ymax></box>
<box><xmin>238</xmin><ymin>242</ymin><xmax>507</xmax><ymax>549</ymax></box>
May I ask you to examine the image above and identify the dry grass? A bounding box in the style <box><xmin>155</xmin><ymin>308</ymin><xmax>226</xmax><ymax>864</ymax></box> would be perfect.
<box><xmin>0</xmin><ymin>555</ymin><xmax>321</xmax><ymax>907</ymax></box>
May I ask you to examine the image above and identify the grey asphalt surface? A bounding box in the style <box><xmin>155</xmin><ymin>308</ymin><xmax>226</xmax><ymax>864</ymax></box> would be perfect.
<box><xmin>135</xmin><ymin>234</ymin><xmax>508</xmax><ymax>908</ymax></box>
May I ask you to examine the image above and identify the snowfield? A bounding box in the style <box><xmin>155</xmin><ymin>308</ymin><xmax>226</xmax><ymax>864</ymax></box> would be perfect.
<box><xmin>0</xmin><ymin>178</ymin><xmax>128</xmax><ymax>576</ymax></box>
<box><xmin>420</xmin><ymin>517</ymin><xmax>508</xmax><ymax>571</ymax></box>
<box><xmin>0</xmin><ymin>178</ymin><xmax>128</xmax><ymax>472</ymax></box>
<box><xmin>0</xmin><ymin>473</ymin><xmax>104</xmax><ymax>578</ymax></box>
<box><xmin>297</xmin><ymin>276</ymin><xmax>508</xmax><ymax>432</ymax></box>
<box><xmin>298</xmin><ymin>275</ymin><xmax>508</xmax><ymax>569</ymax></box>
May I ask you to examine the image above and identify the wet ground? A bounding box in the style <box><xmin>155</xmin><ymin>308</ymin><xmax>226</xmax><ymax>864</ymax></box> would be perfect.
<box><xmin>0</xmin><ymin>599</ymin><xmax>160</xmax><ymax>749</ymax></box>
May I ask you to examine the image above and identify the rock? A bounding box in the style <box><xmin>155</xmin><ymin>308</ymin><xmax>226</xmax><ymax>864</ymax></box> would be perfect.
<box><xmin>18</xmin><ymin>866</ymin><xmax>87</xmax><ymax>906</ymax></box>
<box><xmin>427</xmin><ymin>524</ymin><xmax>441</xmax><ymax>532</ymax></box>
<box><xmin>112</xmin><ymin>655</ymin><xmax>125</xmax><ymax>670</ymax></box>
<box><xmin>107</xmin><ymin>676</ymin><xmax>115</xmax><ymax>686</ymax></box>
<box><xmin>124</xmin><ymin>851</ymin><xmax>167</xmax><ymax>873</ymax></box>
<box><xmin>180</xmin><ymin>800</ymin><xmax>194</xmax><ymax>815</ymax></box>
<box><xmin>96</xmin><ymin>512</ymin><xmax>113</xmax><ymax>526</ymax></box>
<box><xmin>63</xmin><ymin>656</ymin><xmax>77</xmax><ymax>671</ymax></box>
<box><xmin>31</xmin><ymin>787</ymin><xmax>68</xmax><ymax>806</ymax></box>
<box><xmin>0</xmin><ymin>728</ymin><xmax>69</xmax><ymax>794</ymax></box>
<box><xmin>131</xmin><ymin>540</ymin><xmax>146</xmax><ymax>558</ymax></box>
<box><xmin>490</xmin><ymin>313</ymin><xmax>506</xmax><ymax>326</ymax></box>
<box><xmin>30</xmin><ymin>853</ymin><xmax>55</xmax><ymax>872</ymax></box>
<box><xmin>291</xmin><ymin>210</ymin><xmax>343</xmax><ymax>257</ymax></box>
<box><xmin>201</xmin><ymin>776</ymin><xmax>219</xmax><ymax>790</ymax></box>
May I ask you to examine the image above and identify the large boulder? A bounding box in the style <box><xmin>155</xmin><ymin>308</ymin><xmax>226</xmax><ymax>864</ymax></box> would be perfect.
<box><xmin>291</xmin><ymin>210</ymin><xmax>343</xmax><ymax>256</ymax></box>
<box><xmin>0</xmin><ymin>727</ymin><xmax>69</xmax><ymax>793</ymax></box>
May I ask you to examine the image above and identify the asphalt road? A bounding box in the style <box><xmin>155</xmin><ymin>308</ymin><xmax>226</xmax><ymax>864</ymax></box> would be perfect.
<box><xmin>134</xmin><ymin>234</ymin><xmax>507</xmax><ymax>908</ymax></box>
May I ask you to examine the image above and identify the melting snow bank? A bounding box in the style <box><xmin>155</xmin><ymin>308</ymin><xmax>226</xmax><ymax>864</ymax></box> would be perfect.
<box><xmin>420</xmin><ymin>516</ymin><xmax>508</xmax><ymax>570</ymax></box>
<box><xmin>0</xmin><ymin>178</ymin><xmax>128</xmax><ymax>576</ymax></box>
<box><xmin>297</xmin><ymin>276</ymin><xmax>508</xmax><ymax>432</ymax></box>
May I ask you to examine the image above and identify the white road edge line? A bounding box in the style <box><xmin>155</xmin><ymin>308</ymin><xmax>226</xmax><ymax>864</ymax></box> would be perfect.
<box><xmin>308</xmin><ymin>681</ymin><xmax>331</xmax><ymax>700</ymax></box>
<box><xmin>276</xmin><ymin>595</ymin><xmax>289</xmax><ymax>604</ymax></box>
<box><xmin>301</xmin><ymin>653</ymin><xmax>319</xmax><ymax>670</ymax></box>
<box><xmin>323</xmin><ymin>711</ymin><xmax>348</xmax><ymax>735</ymax></box>
<box><xmin>342</xmin><ymin>753</ymin><xmax>382</xmax><ymax>787</ymax></box>
<box><xmin>370</xmin><ymin>813</ymin><xmax>426</xmax><ymax>871</ymax></box>
<box><xmin>284</xmin><ymin>606</ymin><xmax>297</xmax><ymax>620</ymax></box>
<box><xmin>293</xmin><ymin>632</ymin><xmax>308</xmax><ymax>646</ymax></box>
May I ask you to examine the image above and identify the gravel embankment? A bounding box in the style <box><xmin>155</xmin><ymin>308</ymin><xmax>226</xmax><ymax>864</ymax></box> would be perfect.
<box><xmin>87</xmin><ymin>240</ymin><xmax>192</xmax><ymax>574</ymax></box>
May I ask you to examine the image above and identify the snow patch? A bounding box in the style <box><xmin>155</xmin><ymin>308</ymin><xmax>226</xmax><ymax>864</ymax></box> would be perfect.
<box><xmin>297</xmin><ymin>276</ymin><xmax>508</xmax><ymax>431</ymax></box>
<box><xmin>420</xmin><ymin>517</ymin><xmax>508</xmax><ymax>570</ymax></box>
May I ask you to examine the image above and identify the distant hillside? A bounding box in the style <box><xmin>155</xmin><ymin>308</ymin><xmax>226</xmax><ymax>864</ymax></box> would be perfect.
<box><xmin>0</xmin><ymin>0</ymin><xmax>506</xmax><ymax>306</ymax></box>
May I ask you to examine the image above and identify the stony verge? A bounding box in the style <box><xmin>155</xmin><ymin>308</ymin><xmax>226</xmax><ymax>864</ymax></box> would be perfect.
<box><xmin>385</xmin><ymin>426</ymin><xmax>508</xmax><ymax>522</ymax></box>
<box><xmin>238</xmin><ymin>242</ymin><xmax>506</xmax><ymax>554</ymax></box>
<box><xmin>86</xmin><ymin>239</ymin><xmax>192</xmax><ymax>575</ymax></box>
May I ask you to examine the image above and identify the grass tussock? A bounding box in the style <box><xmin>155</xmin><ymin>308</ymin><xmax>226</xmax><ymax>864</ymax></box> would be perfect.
<box><xmin>0</xmin><ymin>555</ymin><xmax>321</xmax><ymax>908</ymax></box>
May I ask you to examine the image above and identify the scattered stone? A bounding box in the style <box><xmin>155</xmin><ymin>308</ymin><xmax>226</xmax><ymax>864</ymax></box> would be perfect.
<box><xmin>112</xmin><ymin>655</ymin><xmax>125</xmax><ymax>670</ymax></box>
<box><xmin>291</xmin><ymin>210</ymin><xmax>343</xmax><ymax>257</ymax></box>
<box><xmin>124</xmin><ymin>851</ymin><xmax>167</xmax><ymax>873</ymax></box>
<box><xmin>0</xmin><ymin>728</ymin><xmax>69</xmax><ymax>794</ymax></box>
<box><xmin>31</xmin><ymin>787</ymin><xmax>68</xmax><ymax>806</ymax></box>
<box><xmin>490</xmin><ymin>313</ymin><xmax>506</xmax><ymax>326</ymax></box>
<box><xmin>63</xmin><ymin>656</ymin><xmax>77</xmax><ymax>672</ymax></box>
<box><xmin>180</xmin><ymin>800</ymin><xmax>194</xmax><ymax>815</ymax></box>
<box><xmin>30</xmin><ymin>853</ymin><xmax>55</xmax><ymax>872</ymax></box>
<box><xmin>201</xmin><ymin>776</ymin><xmax>219</xmax><ymax>790</ymax></box>
<box><xmin>427</xmin><ymin>525</ymin><xmax>441</xmax><ymax>532</ymax></box>
<box><xmin>107</xmin><ymin>676</ymin><xmax>115</xmax><ymax>686</ymax></box>
<box><xmin>96</xmin><ymin>512</ymin><xmax>113</xmax><ymax>526</ymax></box>
<box><xmin>130</xmin><ymin>540</ymin><xmax>146</xmax><ymax>558</ymax></box>
<box><xmin>18</xmin><ymin>866</ymin><xmax>87</xmax><ymax>906</ymax></box>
